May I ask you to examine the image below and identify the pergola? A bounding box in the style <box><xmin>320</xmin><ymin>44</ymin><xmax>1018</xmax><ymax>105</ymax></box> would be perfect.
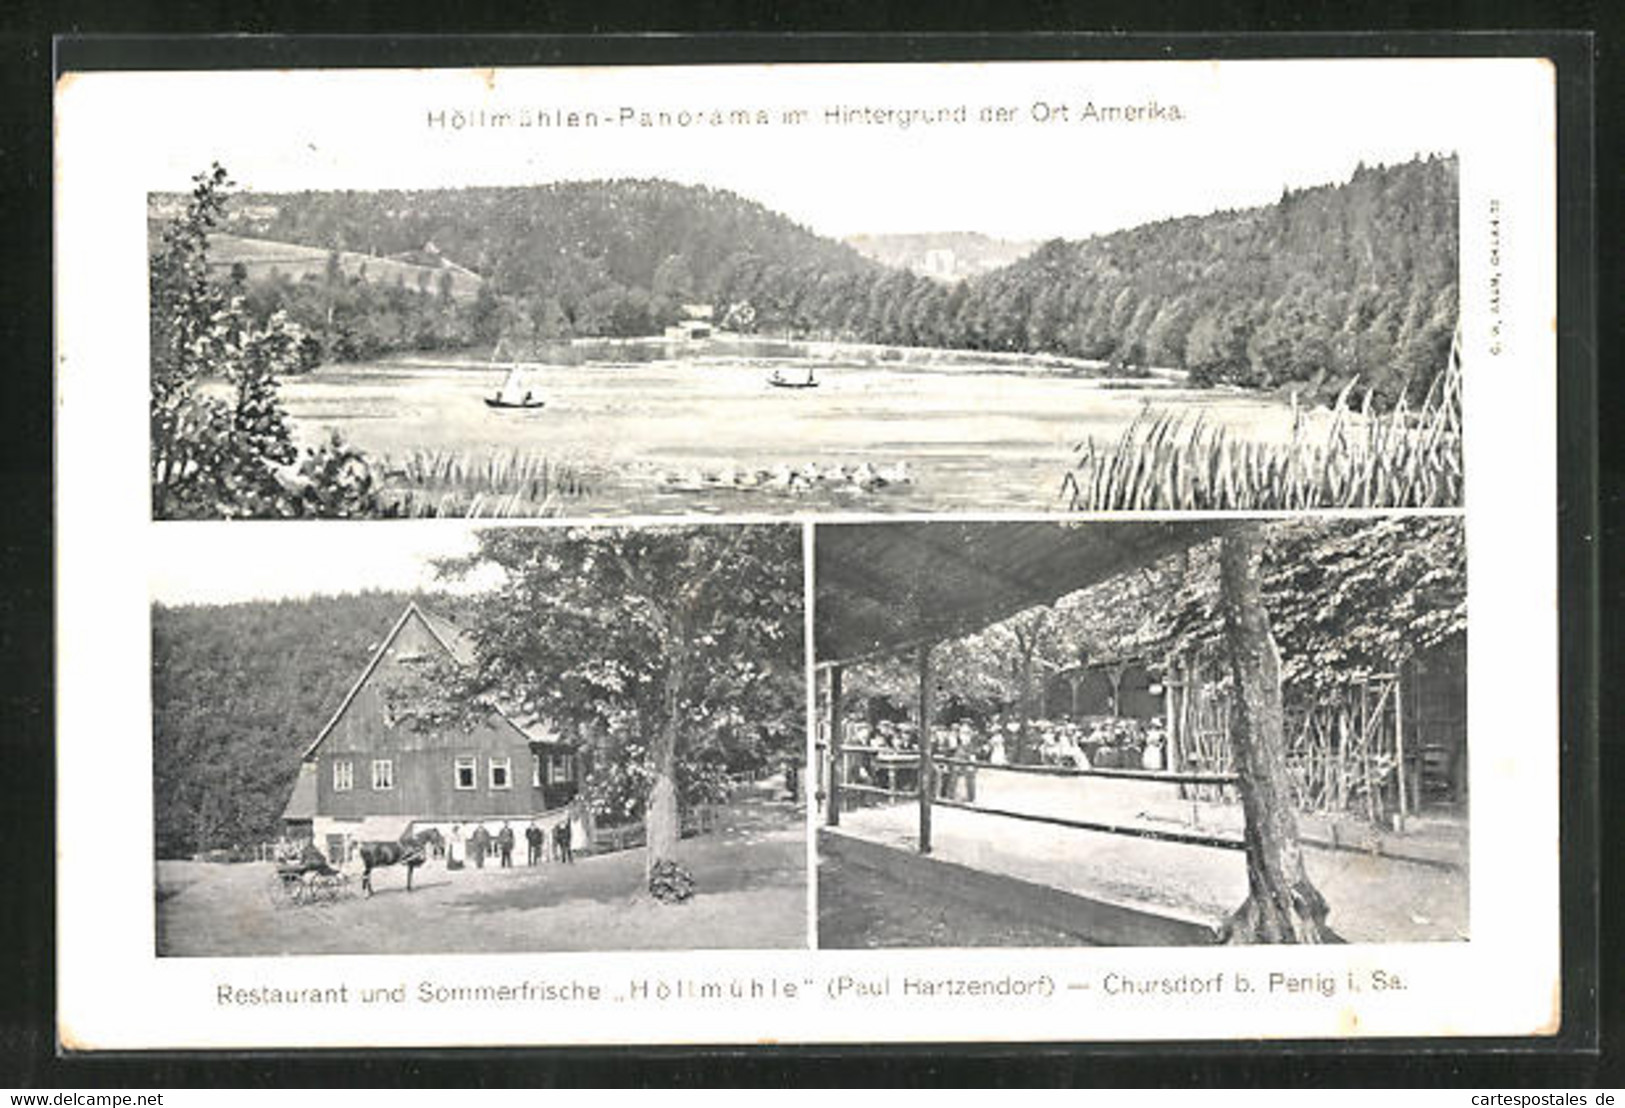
<box><xmin>816</xmin><ymin>520</ymin><xmax>1222</xmax><ymax>664</ymax></box>
<box><xmin>815</xmin><ymin>520</ymin><xmax>1229</xmax><ymax>849</ymax></box>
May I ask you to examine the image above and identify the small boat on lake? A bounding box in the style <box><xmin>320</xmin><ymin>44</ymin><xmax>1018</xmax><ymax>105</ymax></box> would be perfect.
<box><xmin>769</xmin><ymin>367</ymin><xmax>820</xmax><ymax>390</ymax></box>
<box><xmin>487</xmin><ymin>363</ymin><xmax>546</xmax><ymax>409</ymax></box>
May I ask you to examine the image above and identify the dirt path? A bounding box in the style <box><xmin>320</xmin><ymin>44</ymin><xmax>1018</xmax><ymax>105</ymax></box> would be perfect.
<box><xmin>157</xmin><ymin>790</ymin><xmax>807</xmax><ymax>956</ymax></box>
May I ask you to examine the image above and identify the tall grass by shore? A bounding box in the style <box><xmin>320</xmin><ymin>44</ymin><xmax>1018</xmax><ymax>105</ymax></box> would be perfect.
<box><xmin>374</xmin><ymin>449</ymin><xmax>596</xmax><ymax>518</ymax></box>
<box><xmin>1060</xmin><ymin>347</ymin><xmax>1463</xmax><ymax>511</ymax></box>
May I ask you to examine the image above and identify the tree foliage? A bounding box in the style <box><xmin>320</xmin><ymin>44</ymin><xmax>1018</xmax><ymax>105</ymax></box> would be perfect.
<box><xmin>149</xmin><ymin>165</ymin><xmax>381</xmax><ymax>519</ymax></box>
<box><xmin>856</xmin><ymin>517</ymin><xmax>1465</xmax><ymax>718</ymax></box>
<box><xmin>435</xmin><ymin>526</ymin><xmax>804</xmax><ymax>882</ymax></box>
<box><xmin>1156</xmin><ymin>517</ymin><xmax>1467</xmax><ymax>690</ymax></box>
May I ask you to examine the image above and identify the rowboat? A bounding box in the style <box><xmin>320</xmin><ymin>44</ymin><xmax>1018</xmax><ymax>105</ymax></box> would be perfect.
<box><xmin>487</xmin><ymin>363</ymin><xmax>546</xmax><ymax>409</ymax></box>
<box><xmin>769</xmin><ymin>368</ymin><xmax>819</xmax><ymax>389</ymax></box>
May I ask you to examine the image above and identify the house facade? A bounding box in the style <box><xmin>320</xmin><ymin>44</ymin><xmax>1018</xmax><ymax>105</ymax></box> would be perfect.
<box><xmin>281</xmin><ymin>602</ymin><xmax>580</xmax><ymax>863</ymax></box>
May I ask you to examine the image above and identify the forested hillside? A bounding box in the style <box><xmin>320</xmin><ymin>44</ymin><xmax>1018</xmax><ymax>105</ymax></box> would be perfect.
<box><xmin>156</xmin><ymin>155</ymin><xmax>1456</xmax><ymax>402</ymax></box>
<box><xmin>218</xmin><ymin>178</ymin><xmax>879</xmax><ymax>347</ymax></box>
<box><xmin>955</xmin><ymin>155</ymin><xmax>1459</xmax><ymax>401</ymax></box>
<box><xmin>151</xmin><ymin>591</ymin><xmax>445</xmax><ymax>857</ymax></box>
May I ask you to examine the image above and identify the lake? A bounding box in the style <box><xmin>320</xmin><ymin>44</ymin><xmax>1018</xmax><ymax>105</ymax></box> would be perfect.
<box><xmin>276</xmin><ymin>351</ymin><xmax>1327</xmax><ymax>516</ymax></box>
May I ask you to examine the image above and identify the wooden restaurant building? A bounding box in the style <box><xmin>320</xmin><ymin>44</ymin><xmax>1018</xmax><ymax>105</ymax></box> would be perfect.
<box><xmin>280</xmin><ymin>602</ymin><xmax>580</xmax><ymax>863</ymax></box>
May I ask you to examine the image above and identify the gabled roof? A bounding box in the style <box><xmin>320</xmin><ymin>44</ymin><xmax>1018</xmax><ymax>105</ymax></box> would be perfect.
<box><xmin>300</xmin><ymin>601</ymin><xmax>553</xmax><ymax>761</ymax></box>
<box><xmin>281</xmin><ymin>762</ymin><xmax>317</xmax><ymax>821</ymax></box>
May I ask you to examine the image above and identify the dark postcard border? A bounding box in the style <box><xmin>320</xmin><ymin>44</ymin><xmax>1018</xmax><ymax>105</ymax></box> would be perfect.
<box><xmin>47</xmin><ymin>29</ymin><xmax>1610</xmax><ymax>72</ymax></box>
<box><xmin>18</xmin><ymin>28</ymin><xmax>1607</xmax><ymax>1088</ymax></box>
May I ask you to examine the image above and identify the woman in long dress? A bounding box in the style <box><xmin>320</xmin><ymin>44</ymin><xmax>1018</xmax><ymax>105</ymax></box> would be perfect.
<box><xmin>447</xmin><ymin>823</ymin><xmax>466</xmax><ymax>870</ymax></box>
<box><xmin>569</xmin><ymin>798</ymin><xmax>591</xmax><ymax>855</ymax></box>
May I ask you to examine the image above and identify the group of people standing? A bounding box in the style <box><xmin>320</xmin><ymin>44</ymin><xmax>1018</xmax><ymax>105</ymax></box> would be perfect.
<box><xmin>442</xmin><ymin>803</ymin><xmax>589</xmax><ymax>872</ymax></box>
<box><xmin>842</xmin><ymin>714</ymin><xmax>1169</xmax><ymax>774</ymax></box>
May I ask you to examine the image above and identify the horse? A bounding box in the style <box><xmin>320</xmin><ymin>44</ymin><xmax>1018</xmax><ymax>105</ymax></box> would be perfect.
<box><xmin>415</xmin><ymin>826</ymin><xmax>446</xmax><ymax>860</ymax></box>
<box><xmin>356</xmin><ymin>831</ymin><xmax>431</xmax><ymax>897</ymax></box>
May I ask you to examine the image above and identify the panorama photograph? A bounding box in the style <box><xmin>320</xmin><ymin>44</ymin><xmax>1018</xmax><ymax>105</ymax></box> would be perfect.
<box><xmin>147</xmin><ymin>87</ymin><xmax>1463</xmax><ymax>519</ymax></box>
<box><xmin>814</xmin><ymin>517</ymin><xmax>1468</xmax><ymax>947</ymax></box>
<box><xmin>150</xmin><ymin>523</ymin><xmax>808</xmax><ymax>956</ymax></box>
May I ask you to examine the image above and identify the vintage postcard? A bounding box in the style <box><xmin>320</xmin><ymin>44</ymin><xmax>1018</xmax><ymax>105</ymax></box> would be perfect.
<box><xmin>55</xmin><ymin>53</ymin><xmax>1563</xmax><ymax>1049</ymax></box>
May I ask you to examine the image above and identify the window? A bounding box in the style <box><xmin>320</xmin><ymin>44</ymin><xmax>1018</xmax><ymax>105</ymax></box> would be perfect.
<box><xmin>489</xmin><ymin>756</ymin><xmax>512</xmax><ymax>790</ymax></box>
<box><xmin>332</xmin><ymin>759</ymin><xmax>353</xmax><ymax>792</ymax></box>
<box><xmin>454</xmin><ymin>755</ymin><xmax>477</xmax><ymax>790</ymax></box>
<box><xmin>548</xmin><ymin>753</ymin><xmax>574</xmax><ymax>784</ymax></box>
<box><xmin>532</xmin><ymin>752</ymin><xmax>542</xmax><ymax>788</ymax></box>
<box><xmin>371</xmin><ymin>759</ymin><xmax>394</xmax><ymax>790</ymax></box>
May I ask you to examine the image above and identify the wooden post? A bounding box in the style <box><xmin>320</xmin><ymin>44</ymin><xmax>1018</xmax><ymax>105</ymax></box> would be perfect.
<box><xmin>826</xmin><ymin>665</ymin><xmax>844</xmax><ymax>827</ymax></box>
<box><xmin>1163</xmin><ymin>657</ymin><xmax>1179</xmax><ymax>765</ymax></box>
<box><xmin>917</xmin><ymin>643</ymin><xmax>934</xmax><ymax>855</ymax></box>
<box><xmin>1361</xmin><ymin>680</ymin><xmax>1376</xmax><ymax>825</ymax></box>
<box><xmin>1394</xmin><ymin>665</ymin><xmax>1408</xmax><ymax>831</ymax></box>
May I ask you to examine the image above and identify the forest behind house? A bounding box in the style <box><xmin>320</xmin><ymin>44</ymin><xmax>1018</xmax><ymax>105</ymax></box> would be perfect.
<box><xmin>152</xmin><ymin>590</ymin><xmax>423</xmax><ymax>858</ymax></box>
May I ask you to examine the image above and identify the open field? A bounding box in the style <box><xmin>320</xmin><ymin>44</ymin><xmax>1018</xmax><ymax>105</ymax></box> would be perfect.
<box><xmin>156</xmin><ymin>788</ymin><xmax>806</xmax><ymax>956</ymax></box>
<box><xmin>274</xmin><ymin>341</ymin><xmax>1346</xmax><ymax>515</ymax></box>
<box><xmin>200</xmin><ymin>232</ymin><xmax>486</xmax><ymax>301</ymax></box>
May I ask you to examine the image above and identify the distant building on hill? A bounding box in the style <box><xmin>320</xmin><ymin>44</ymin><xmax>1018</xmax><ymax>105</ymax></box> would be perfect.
<box><xmin>280</xmin><ymin>602</ymin><xmax>580</xmax><ymax>863</ymax></box>
<box><xmin>922</xmin><ymin>248</ymin><xmax>957</xmax><ymax>279</ymax></box>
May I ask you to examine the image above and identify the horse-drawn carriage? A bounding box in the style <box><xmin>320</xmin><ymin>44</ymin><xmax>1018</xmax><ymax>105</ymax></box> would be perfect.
<box><xmin>269</xmin><ymin>826</ymin><xmax>439</xmax><ymax>907</ymax></box>
<box><xmin>269</xmin><ymin>846</ymin><xmax>353</xmax><ymax>907</ymax></box>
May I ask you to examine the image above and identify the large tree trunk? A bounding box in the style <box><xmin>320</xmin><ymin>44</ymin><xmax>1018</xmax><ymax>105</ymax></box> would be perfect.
<box><xmin>646</xmin><ymin>662</ymin><xmax>685</xmax><ymax>883</ymax></box>
<box><xmin>646</xmin><ymin>609</ymin><xmax>690</xmax><ymax>886</ymax></box>
<box><xmin>1218</xmin><ymin>524</ymin><xmax>1336</xmax><ymax>944</ymax></box>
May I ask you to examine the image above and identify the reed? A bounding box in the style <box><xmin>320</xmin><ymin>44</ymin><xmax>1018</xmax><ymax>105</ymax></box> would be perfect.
<box><xmin>1060</xmin><ymin>344</ymin><xmax>1463</xmax><ymax>511</ymax></box>
<box><xmin>374</xmin><ymin>448</ymin><xmax>596</xmax><ymax>518</ymax></box>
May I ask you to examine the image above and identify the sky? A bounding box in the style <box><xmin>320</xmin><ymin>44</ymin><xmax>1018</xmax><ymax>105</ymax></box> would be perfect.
<box><xmin>66</xmin><ymin>57</ymin><xmax>1516</xmax><ymax>242</ymax></box>
<box><xmin>148</xmin><ymin>524</ymin><xmax>502</xmax><ymax>606</ymax></box>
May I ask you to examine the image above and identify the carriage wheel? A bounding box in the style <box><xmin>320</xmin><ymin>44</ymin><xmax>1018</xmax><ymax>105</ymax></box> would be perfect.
<box><xmin>268</xmin><ymin>871</ymin><xmax>302</xmax><ymax>909</ymax></box>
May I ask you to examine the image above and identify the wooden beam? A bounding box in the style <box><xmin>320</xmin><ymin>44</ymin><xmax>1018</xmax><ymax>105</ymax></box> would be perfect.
<box><xmin>917</xmin><ymin>643</ymin><xmax>934</xmax><ymax>855</ymax></box>
<box><xmin>826</xmin><ymin>665</ymin><xmax>844</xmax><ymax>827</ymax></box>
<box><xmin>1394</xmin><ymin>664</ymin><xmax>1408</xmax><ymax>830</ymax></box>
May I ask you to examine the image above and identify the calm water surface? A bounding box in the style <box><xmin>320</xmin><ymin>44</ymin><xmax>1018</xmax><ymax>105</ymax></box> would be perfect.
<box><xmin>277</xmin><ymin>354</ymin><xmax>1317</xmax><ymax>515</ymax></box>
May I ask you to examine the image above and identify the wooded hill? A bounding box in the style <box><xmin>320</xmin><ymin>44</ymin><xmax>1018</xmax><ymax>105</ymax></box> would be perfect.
<box><xmin>152</xmin><ymin>590</ymin><xmax>433</xmax><ymax>857</ymax></box>
<box><xmin>160</xmin><ymin>155</ymin><xmax>1457</xmax><ymax>402</ymax></box>
<box><xmin>963</xmin><ymin>155</ymin><xmax>1459</xmax><ymax>402</ymax></box>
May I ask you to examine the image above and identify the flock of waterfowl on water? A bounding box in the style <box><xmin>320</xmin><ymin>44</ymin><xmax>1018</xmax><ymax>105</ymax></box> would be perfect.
<box><xmin>655</xmin><ymin>460</ymin><xmax>914</xmax><ymax>496</ymax></box>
